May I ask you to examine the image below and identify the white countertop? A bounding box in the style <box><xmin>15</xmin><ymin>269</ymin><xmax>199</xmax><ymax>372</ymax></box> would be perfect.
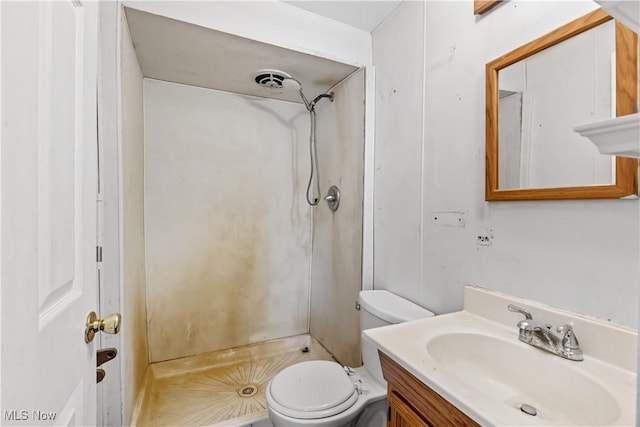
<box><xmin>363</xmin><ymin>286</ymin><xmax>637</xmax><ymax>426</ymax></box>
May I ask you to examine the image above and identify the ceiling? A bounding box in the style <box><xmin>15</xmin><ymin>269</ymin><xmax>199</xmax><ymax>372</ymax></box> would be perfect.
<box><xmin>283</xmin><ymin>1</ymin><xmax>403</xmax><ymax>33</ymax></box>
<box><xmin>124</xmin><ymin>7</ymin><xmax>359</xmax><ymax>104</ymax></box>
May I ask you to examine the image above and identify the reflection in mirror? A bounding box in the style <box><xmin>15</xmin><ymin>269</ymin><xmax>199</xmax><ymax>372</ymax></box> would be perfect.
<box><xmin>497</xmin><ymin>21</ymin><xmax>616</xmax><ymax>190</ymax></box>
<box><xmin>485</xmin><ymin>8</ymin><xmax>638</xmax><ymax>201</ymax></box>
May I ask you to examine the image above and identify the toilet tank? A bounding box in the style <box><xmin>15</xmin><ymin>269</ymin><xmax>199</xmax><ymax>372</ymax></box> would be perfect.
<box><xmin>359</xmin><ymin>290</ymin><xmax>434</xmax><ymax>383</ymax></box>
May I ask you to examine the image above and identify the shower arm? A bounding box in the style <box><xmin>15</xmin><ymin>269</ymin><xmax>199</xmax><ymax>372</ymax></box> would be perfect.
<box><xmin>299</xmin><ymin>90</ymin><xmax>334</xmax><ymax>113</ymax></box>
<box><xmin>308</xmin><ymin>93</ymin><xmax>334</xmax><ymax>111</ymax></box>
<box><xmin>312</xmin><ymin>92</ymin><xmax>334</xmax><ymax>105</ymax></box>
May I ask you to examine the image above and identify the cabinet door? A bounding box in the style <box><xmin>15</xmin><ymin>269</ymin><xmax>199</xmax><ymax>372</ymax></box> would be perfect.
<box><xmin>380</xmin><ymin>351</ymin><xmax>479</xmax><ymax>427</ymax></box>
<box><xmin>388</xmin><ymin>391</ymin><xmax>432</xmax><ymax>427</ymax></box>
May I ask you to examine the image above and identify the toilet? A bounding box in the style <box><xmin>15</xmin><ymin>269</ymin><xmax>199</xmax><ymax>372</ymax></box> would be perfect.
<box><xmin>265</xmin><ymin>290</ymin><xmax>434</xmax><ymax>427</ymax></box>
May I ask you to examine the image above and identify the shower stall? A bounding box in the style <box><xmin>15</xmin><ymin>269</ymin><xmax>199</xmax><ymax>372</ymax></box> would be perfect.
<box><xmin>98</xmin><ymin>3</ymin><xmax>371</xmax><ymax>426</ymax></box>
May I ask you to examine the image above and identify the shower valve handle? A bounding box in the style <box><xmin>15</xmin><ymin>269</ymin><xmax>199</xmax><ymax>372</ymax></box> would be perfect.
<box><xmin>324</xmin><ymin>186</ymin><xmax>340</xmax><ymax>212</ymax></box>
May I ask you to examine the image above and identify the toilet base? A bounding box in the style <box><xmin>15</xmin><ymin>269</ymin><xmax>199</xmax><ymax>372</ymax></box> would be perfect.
<box><xmin>354</xmin><ymin>398</ymin><xmax>387</xmax><ymax>427</ymax></box>
<box><xmin>267</xmin><ymin>407</ymin><xmax>360</xmax><ymax>427</ymax></box>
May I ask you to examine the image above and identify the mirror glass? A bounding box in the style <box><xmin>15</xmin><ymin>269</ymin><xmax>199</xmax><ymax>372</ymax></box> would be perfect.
<box><xmin>485</xmin><ymin>9</ymin><xmax>638</xmax><ymax>201</ymax></box>
<box><xmin>497</xmin><ymin>21</ymin><xmax>616</xmax><ymax>190</ymax></box>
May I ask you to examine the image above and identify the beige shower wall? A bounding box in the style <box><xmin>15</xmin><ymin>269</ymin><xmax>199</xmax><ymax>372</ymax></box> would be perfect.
<box><xmin>119</xmin><ymin>11</ymin><xmax>149</xmax><ymax>425</ymax></box>
<box><xmin>143</xmin><ymin>79</ymin><xmax>312</xmax><ymax>363</ymax></box>
<box><xmin>310</xmin><ymin>70</ymin><xmax>365</xmax><ymax>367</ymax></box>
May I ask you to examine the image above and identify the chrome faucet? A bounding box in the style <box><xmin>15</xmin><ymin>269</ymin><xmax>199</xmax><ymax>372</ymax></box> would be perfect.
<box><xmin>508</xmin><ymin>304</ymin><xmax>583</xmax><ymax>361</ymax></box>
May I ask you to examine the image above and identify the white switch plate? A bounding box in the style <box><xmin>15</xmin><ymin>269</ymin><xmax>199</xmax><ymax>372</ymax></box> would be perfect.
<box><xmin>433</xmin><ymin>212</ymin><xmax>465</xmax><ymax>227</ymax></box>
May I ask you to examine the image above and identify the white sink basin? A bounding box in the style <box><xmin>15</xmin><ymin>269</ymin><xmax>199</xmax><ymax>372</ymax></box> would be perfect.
<box><xmin>426</xmin><ymin>332</ymin><xmax>620</xmax><ymax>426</ymax></box>
<box><xmin>362</xmin><ymin>287</ymin><xmax>637</xmax><ymax>426</ymax></box>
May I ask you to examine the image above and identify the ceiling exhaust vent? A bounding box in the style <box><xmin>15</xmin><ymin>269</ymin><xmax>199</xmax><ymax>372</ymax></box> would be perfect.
<box><xmin>253</xmin><ymin>69</ymin><xmax>292</xmax><ymax>89</ymax></box>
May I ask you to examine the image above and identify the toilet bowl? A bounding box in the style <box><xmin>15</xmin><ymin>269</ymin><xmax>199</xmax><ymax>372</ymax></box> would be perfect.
<box><xmin>266</xmin><ymin>290</ymin><xmax>434</xmax><ymax>427</ymax></box>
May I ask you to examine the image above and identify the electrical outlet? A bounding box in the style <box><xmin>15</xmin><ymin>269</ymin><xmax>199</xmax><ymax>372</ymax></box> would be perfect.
<box><xmin>477</xmin><ymin>235</ymin><xmax>492</xmax><ymax>246</ymax></box>
<box><xmin>476</xmin><ymin>229</ymin><xmax>493</xmax><ymax>246</ymax></box>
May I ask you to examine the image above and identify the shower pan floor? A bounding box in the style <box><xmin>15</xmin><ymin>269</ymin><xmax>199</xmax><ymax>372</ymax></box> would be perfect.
<box><xmin>134</xmin><ymin>334</ymin><xmax>335</xmax><ymax>426</ymax></box>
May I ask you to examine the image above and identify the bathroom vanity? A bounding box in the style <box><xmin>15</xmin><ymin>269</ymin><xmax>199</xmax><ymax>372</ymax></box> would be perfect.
<box><xmin>365</xmin><ymin>286</ymin><xmax>637</xmax><ymax>426</ymax></box>
<box><xmin>380</xmin><ymin>351</ymin><xmax>477</xmax><ymax>427</ymax></box>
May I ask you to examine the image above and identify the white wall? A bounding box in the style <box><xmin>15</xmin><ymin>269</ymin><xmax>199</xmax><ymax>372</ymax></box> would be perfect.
<box><xmin>373</xmin><ymin>1</ymin><xmax>639</xmax><ymax>328</ymax></box>
<box><xmin>310</xmin><ymin>70</ymin><xmax>366</xmax><ymax>367</ymax></box>
<box><xmin>143</xmin><ymin>79</ymin><xmax>311</xmax><ymax>362</ymax></box>
<box><xmin>98</xmin><ymin>5</ymin><xmax>149</xmax><ymax>425</ymax></box>
<box><xmin>372</xmin><ymin>1</ymin><xmax>425</xmax><ymax>303</ymax></box>
<box><xmin>119</xmin><ymin>10</ymin><xmax>149</xmax><ymax>425</ymax></box>
<box><xmin>97</xmin><ymin>3</ymin><xmax>123</xmax><ymax>425</ymax></box>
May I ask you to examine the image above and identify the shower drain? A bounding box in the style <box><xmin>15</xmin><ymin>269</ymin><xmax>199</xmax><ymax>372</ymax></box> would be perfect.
<box><xmin>237</xmin><ymin>384</ymin><xmax>258</xmax><ymax>398</ymax></box>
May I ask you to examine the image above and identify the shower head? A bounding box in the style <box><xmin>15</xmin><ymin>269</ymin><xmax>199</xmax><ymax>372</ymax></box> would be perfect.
<box><xmin>252</xmin><ymin>69</ymin><xmax>315</xmax><ymax>109</ymax></box>
<box><xmin>282</xmin><ymin>78</ymin><xmax>302</xmax><ymax>91</ymax></box>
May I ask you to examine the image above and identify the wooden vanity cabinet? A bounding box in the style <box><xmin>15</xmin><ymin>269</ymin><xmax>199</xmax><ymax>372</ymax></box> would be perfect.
<box><xmin>379</xmin><ymin>351</ymin><xmax>479</xmax><ymax>427</ymax></box>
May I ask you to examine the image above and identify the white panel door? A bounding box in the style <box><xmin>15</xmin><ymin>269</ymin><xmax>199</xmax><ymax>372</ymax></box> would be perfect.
<box><xmin>1</xmin><ymin>1</ymin><xmax>99</xmax><ymax>425</ymax></box>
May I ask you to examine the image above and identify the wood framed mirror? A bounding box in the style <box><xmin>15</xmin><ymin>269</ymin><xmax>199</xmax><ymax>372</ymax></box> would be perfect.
<box><xmin>474</xmin><ymin>1</ymin><xmax>500</xmax><ymax>15</ymax></box>
<box><xmin>485</xmin><ymin>9</ymin><xmax>638</xmax><ymax>201</ymax></box>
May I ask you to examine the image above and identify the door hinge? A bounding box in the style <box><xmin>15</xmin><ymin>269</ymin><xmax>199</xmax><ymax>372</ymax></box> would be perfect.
<box><xmin>387</xmin><ymin>405</ymin><xmax>391</xmax><ymax>422</ymax></box>
<box><xmin>96</xmin><ymin>246</ymin><xmax>103</xmax><ymax>268</ymax></box>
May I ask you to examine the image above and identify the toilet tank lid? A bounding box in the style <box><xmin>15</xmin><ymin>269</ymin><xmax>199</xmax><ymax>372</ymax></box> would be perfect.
<box><xmin>358</xmin><ymin>290</ymin><xmax>434</xmax><ymax>324</ymax></box>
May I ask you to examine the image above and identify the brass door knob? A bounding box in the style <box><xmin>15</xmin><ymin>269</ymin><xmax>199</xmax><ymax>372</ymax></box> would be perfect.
<box><xmin>85</xmin><ymin>312</ymin><xmax>122</xmax><ymax>343</ymax></box>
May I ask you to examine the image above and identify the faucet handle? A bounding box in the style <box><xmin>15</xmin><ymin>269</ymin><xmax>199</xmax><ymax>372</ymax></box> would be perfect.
<box><xmin>557</xmin><ymin>325</ymin><xmax>580</xmax><ymax>350</ymax></box>
<box><xmin>507</xmin><ymin>304</ymin><xmax>533</xmax><ymax>320</ymax></box>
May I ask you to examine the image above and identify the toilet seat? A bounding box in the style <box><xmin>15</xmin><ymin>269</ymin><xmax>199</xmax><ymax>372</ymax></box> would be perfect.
<box><xmin>267</xmin><ymin>360</ymin><xmax>359</xmax><ymax>420</ymax></box>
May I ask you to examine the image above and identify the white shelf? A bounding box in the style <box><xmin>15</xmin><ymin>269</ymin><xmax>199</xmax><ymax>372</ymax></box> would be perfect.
<box><xmin>595</xmin><ymin>0</ymin><xmax>640</xmax><ymax>34</ymax></box>
<box><xmin>585</xmin><ymin>2</ymin><xmax>640</xmax><ymax>158</ymax></box>
<box><xmin>574</xmin><ymin>113</ymin><xmax>640</xmax><ymax>158</ymax></box>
